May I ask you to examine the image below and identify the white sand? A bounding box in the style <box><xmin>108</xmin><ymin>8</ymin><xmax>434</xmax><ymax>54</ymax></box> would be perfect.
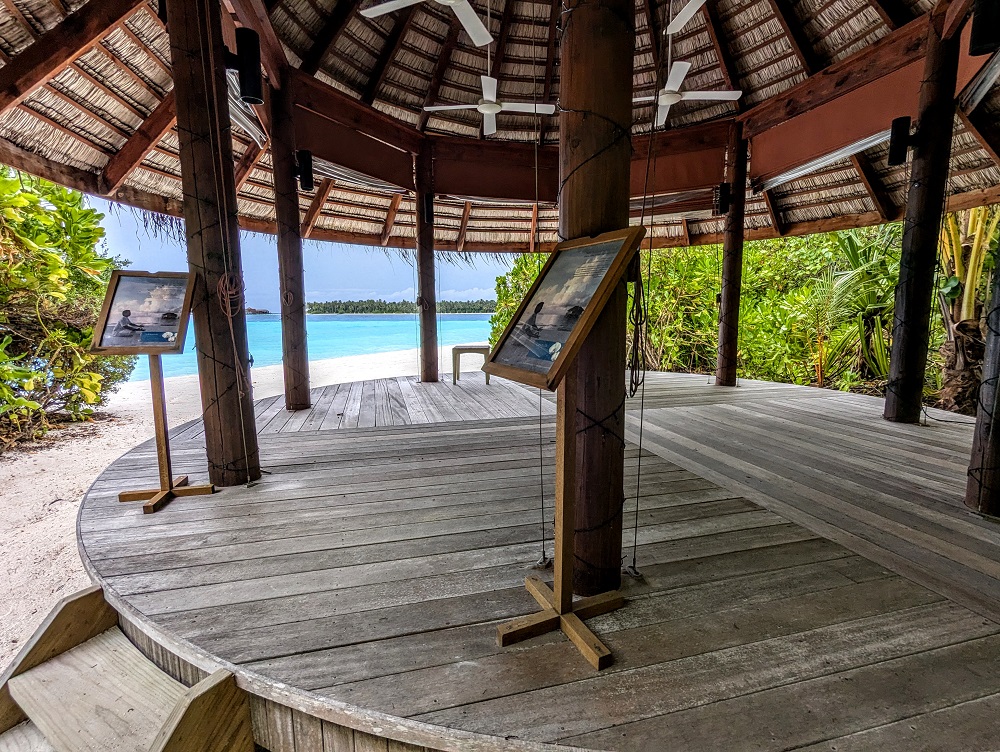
<box><xmin>0</xmin><ymin>345</ymin><xmax>477</xmax><ymax>666</ymax></box>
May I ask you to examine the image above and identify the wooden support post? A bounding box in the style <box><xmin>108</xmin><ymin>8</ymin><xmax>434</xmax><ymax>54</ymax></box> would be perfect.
<box><xmin>270</xmin><ymin>69</ymin><xmax>311</xmax><ymax>411</ymax></box>
<box><xmin>117</xmin><ymin>355</ymin><xmax>214</xmax><ymax>513</ymax></box>
<box><xmin>415</xmin><ymin>146</ymin><xmax>438</xmax><ymax>382</ymax></box>
<box><xmin>716</xmin><ymin>124</ymin><xmax>748</xmax><ymax>387</ymax></box>
<box><xmin>884</xmin><ymin>9</ymin><xmax>960</xmax><ymax>423</ymax></box>
<box><xmin>967</xmin><ymin>258</ymin><xmax>1000</xmax><ymax>515</ymax></box>
<box><xmin>166</xmin><ymin>0</ymin><xmax>261</xmax><ymax>486</ymax></box>
<box><xmin>559</xmin><ymin>0</ymin><xmax>634</xmax><ymax>596</ymax></box>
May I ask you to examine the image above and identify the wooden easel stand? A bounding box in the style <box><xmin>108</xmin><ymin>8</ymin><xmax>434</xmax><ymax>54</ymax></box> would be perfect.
<box><xmin>118</xmin><ymin>354</ymin><xmax>214</xmax><ymax>513</ymax></box>
<box><xmin>496</xmin><ymin>365</ymin><xmax>624</xmax><ymax>670</ymax></box>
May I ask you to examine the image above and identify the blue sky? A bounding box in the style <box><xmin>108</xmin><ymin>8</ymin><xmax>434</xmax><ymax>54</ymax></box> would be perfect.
<box><xmin>91</xmin><ymin>198</ymin><xmax>513</xmax><ymax>312</ymax></box>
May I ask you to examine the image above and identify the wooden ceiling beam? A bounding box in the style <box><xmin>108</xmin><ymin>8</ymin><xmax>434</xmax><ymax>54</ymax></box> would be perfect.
<box><xmin>958</xmin><ymin>108</ymin><xmax>1000</xmax><ymax>167</ymax></box>
<box><xmin>361</xmin><ymin>7</ymin><xmax>415</xmax><ymax>106</ymax></box>
<box><xmin>229</xmin><ymin>0</ymin><xmax>288</xmax><ymax>83</ymax></box>
<box><xmin>643</xmin><ymin>0</ymin><xmax>662</xmax><ymax>72</ymax></box>
<box><xmin>234</xmin><ymin>139</ymin><xmax>266</xmax><ymax>190</ymax></box>
<box><xmin>702</xmin><ymin>2</ymin><xmax>740</xmax><ymax>100</ymax></box>
<box><xmin>299</xmin><ymin>0</ymin><xmax>354</xmax><ymax>77</ymax></box>
<box><xmin>849</xmin><ymin>152</ymin><xmax>900</xmax><ymax>221</ymax></box>
<box><xmin>763</xmin><ymin>0</ymin><xmax>825</xmax><ymax>75</ymax></box>
<box><xmin>941</xmin><ymin>0</ymin><xmax>973</xmax><ymax>40</ymax></box>
<box><xmin>0</xmin><ymin>0</ymin><xmax>147</xmax><ymax>117</ymax></box>
<box><xmin>763</xmin><ymin>189</ymin><xmax>787</xmax><ymax>235</ymax></box>
<box><xmin>456</xmin><ymin>200</ymin><xmax>472</xmax><ymax>252</ymax></box>
<box><xmin>867</xmin><ymin>0</ymin><xmax>914</xmax><ymax>30</ymax></box>
<box><xmin>538</xmin><ymin>0</ymin><xmax>559</xmax><ymax>144</ymax></box>
<box><xmin>102</xmin><ymin>91</ymin><xmax>177</xmax><ymax>193</ymax></box>
<box><xmin>740</xmin><ymin>15</ymin><xmax>929</xmax><ymax>138</ymax></box>
<box><xmin>417</xmin><ymin>19</ymin><xmax>460</xmax><ymax>131</ymax></box>
<box><xmin>680</xmin><ymin>218</ymin><xmax>692</xmax><ymax>246</ymax></box>
<box><xmin>381</xmin><ymin>193</ymin><xmax>403</xmax><ymax>245</ymax></box>
<box><xmin>301</xmin><ymin>177</ymin><xmax>334</xmax><ymax>237</ymax></box>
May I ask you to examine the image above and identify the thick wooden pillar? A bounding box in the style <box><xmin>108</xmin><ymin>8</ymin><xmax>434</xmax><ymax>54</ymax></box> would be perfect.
<box><xmin>559</xmin><ymin>0</ymin><xmax>634</xmax><ymax>596</ymax></box>
<box><xmin>967</xmin><ymin>262</ymin><xmax>1000</xmax><ymax>514</ymax></box>
<box><xmin>270</xmin><ymin>68</ymin><xmax>311</xmax><ymax>411</ymax></box>
<box><xmin>884</xmin><ymin>11</ymin><xmax>960</xmax><ymax>423</ymax></box>
<box><xmin>166</xmin><ymin>0</ymin><xmax>260</xmax><ymax>486</ymax></box>
<box><xmin>415</xmin><ymin>146</ymin><xmax>438</xmax><ymax>382</ymax></box>
<box><xmin>716</xmin><ymin>125</ymin><xmax>748</xmax><ymax>387</ymax></box>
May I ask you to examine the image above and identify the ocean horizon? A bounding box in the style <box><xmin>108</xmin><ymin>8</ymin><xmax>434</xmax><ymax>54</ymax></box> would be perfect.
<box><xmin>128</xmin><ymin>313</ymin><xmax>492</xmax><ymax>381</ymax></box>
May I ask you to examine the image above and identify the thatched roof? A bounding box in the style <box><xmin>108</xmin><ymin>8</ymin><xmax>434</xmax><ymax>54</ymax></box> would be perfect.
<box><xmin>0</xmin><ymin>0</ymin><xmax>996</xmax><ymax>252</ymax></box>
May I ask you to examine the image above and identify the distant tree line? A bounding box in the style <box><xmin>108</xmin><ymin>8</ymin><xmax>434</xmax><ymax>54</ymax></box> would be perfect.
<box><xmin>307</xmin><ymin>298</ymin><xmax>496</xmax><ymax>314</ymax></box>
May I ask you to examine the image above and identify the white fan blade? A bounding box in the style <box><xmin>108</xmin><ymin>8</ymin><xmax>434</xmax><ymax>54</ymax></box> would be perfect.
<box><xmin>680</xmin><ymin>90</ymin><xmax>743</xmax><ymax>101</ymax></box>
<box><xmin>665</xmin><ymin>61</ymin><xmax>692</xmax><ymax>92</ymax></box>
<box><xmin>664</xmin><ymin>0</ymin><xmax>708</xmax><ymax>34</ymax></box>
<box><xmin>632</xmin><ymin>95</ymin><xmax>657</xmax><ymax>103</ymax></box>
<box><xmin>481</xmin><ymin>75</ymin><xmax>498</xmax><ymax>102</ymax></box>
<box><xmin>483</xmin><ymin>112</ymin><xmax>497</xmax><ymax>135</ymax></box>
<box><xmin>453</xmin><ymin>0</ymin><xmax>494</xmax><ymax>47</ymax></box>
<box><xmin>655</xmin><ymin>101</ymin><xmax>671</xmax><ymax>127</ymax></box>
<box><xmin>500</xmin><ymin>102</ymin><xmax>556</xmax><ymax>114</ymax></box>
<box><xmin>361</xmin><ymin>0</ymin><xmax>424</xmax><ymax>18</ymax></box>
<box><xmin>423</xmin><ymin>104</ymin><xmax>479</xmax><ymax>111</ymax></box>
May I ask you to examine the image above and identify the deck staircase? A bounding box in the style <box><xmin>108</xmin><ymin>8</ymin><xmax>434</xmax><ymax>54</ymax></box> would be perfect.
<box><xmin>0</xmin><ymin>586</ymin><xmax>255</xmax><ymax>752</ymax></box>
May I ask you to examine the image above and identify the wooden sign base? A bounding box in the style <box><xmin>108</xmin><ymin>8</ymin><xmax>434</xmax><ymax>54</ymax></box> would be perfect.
<box><xmin>495</xmin><ymin>364</ymin><xmax>624</xmax><ymax>670</ymax></box>
<box><xmin>118</xmin><ymin>354</ymin><xmax>214</xmax><ymax>514</ymax></box>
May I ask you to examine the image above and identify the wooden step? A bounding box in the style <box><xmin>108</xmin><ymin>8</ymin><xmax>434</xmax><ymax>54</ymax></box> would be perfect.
<box><xmin>0</xmin><ymin>722</ymin><xmax>55</xmax><ymax>752</ymax></box>
<box><xmin>7</xmin><ymin>628</ymin><xmax>187</xmax><ymax>752</ymax></box>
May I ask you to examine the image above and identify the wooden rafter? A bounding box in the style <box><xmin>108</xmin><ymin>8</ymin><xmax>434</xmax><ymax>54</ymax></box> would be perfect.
<box><xmin>643</xmin><ymin>0</ymin><xmax>662</xmax><ymax>72</ymax></box>
<box><xmin>479</xmin><ymin>0</ymin><xmax>516</xmax><ymax>139</ymax></box>
<box><xmin>456</xmin><ymin>200</ymin><xmax>472</xmax><ymax>252</ymax></box>
<box><xmin>763</xmin><ymin>0</ymin><xmax>824</xmax><ymax>75</ymax></box>
<box><xmin>958</xmin><ymin>108</ymin><xmax>1000</xmax><ymax>168</ymax></box>
<box><xmin>763</xmin><ymin>189</ymin><xmax>787</xmax><ymax>235</ymax></box>
<box><xmin>702</xmin><ymin>2</ymin><xmax>740</xmax><ymax>96</ymax></box>
<box><xmin>942</xmin><ymin>0</ymin><xmax>973</xmax><ymax>40</ymax></box>
<box><xmin>0</xmin><ymin>0</ymin><xmax>147</xmax><ymax>117</ymax></box>
<box><xmin>301</xmin><ymin>177</ymin><xmax>334</xmax><ymax>237</ymax></box>
<box><xmin>680</xmin><ymin>218</ymin><xmax>691</xmax><ymax>246</ymax></box>
<box><xmin>417</xmin><ymin>19</ymin><xmax>460</xmax><ymax>132</ymax></box>
<box><xmin>381</xmin><ymin>193</ymin><xmax>402</xmax><ymax>245</ymax></box>
<box><xmin>102</xmin><ymin>91</ymin><xmax>177</xmax><ymax>193</ymax></box>
<box><xmin>70</xmin><ymin>61</ymin><xmax>145</xmax><ymax>120</ymax></box>
<box><xmin>234</xmin><ymin>139</ymin><xmax>266</xmax><ymax>191</ymax></box>
<box><xmin>361</xmin><ymin>7</ymin><xmax>415</xmax><ymax>106</ymax></box>
<box><xmin>867</xmin><ymin>0</ymin><xmax>913</xmax><ymax>30</ymax></box>
<box><xmin>299</xmin><ymin>0</ymin><xmax>354</xmax><ymax>77</ymax></box>
<box><xmin>849</xmin><ymin>152</ymin><xmax>899</xmax><ymax>222</ymax></box>
<box><xmin>538</xmin><ymin>0</ymin><xmax>559</xmax><ymax>145</ymax></box>
<box><xmin>229</xmin><ymin>0</ymin><xmax>287</xmax><ymax>83</ymax></box>
<box><xmin>118</xmin><ymin>23</ymin><xmax>171</xmax><ymax>76</ymax></box>
<box><xmin>2</xmin><ymin>0</ymin><xmax>39</xmax><ymax>39</ymax></box>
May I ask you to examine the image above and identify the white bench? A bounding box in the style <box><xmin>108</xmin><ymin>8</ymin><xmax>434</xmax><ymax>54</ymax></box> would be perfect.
<box><xmin>452</xmin><ymin>344</ymin><xmax>491</xmax><ymax>385</ymax></box>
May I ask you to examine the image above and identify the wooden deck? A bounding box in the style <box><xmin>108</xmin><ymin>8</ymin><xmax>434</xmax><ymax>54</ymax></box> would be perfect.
<box><xmin>76</xmin><ymin>373</ymin><xmax>1000</xmax><ymax>751</ymax></box>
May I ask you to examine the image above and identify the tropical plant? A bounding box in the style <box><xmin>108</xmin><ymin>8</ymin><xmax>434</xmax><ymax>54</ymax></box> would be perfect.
<box><xmin>0</xmin><ymin>170</ymin><xmax>133</xmax><ymax>450</ymax></box>
<box><xmin>937</xmin><ymin>206</ymin><xmax>1000</xmax><ymax>413</ymax></box>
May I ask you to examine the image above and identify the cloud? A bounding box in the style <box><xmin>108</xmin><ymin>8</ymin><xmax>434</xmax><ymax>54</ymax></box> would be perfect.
<box><xmin>439</xmin><ymin>287</ymin><xmax>495</xmax><ymax>300</ymax></box>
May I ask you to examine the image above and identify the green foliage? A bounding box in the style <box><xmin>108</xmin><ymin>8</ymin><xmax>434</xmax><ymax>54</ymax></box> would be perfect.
<box><xmin>489</xmin><ymin>224</ymin><xmax>939</xmax><ymax>399</ymax></box>
<box><xmin>0</xmin><ymin>170</ymin><xmax>134</xmax><ymax>450</ymax></box>
<box><xmin>308</xmin><ymin>298</ymin><xmax>495</xmax><ymax>314</ymax></box>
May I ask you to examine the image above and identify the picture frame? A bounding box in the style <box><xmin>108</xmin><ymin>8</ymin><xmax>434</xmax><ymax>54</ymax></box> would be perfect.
<box><xmin>91</xmin><ymin>270</ymin><xmax>196</xmax><ymax>355</ymax></box>
<box><xmin>483</xmin><ymin>226</ymin><xmax>646</xmax><ymax>391</ymax></box>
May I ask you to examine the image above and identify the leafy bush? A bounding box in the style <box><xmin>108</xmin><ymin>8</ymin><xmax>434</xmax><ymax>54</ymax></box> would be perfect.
<box><xmin>0</xmin><ymin>170</ymin><xmax>134</xmax><ymax>450</ymax></box>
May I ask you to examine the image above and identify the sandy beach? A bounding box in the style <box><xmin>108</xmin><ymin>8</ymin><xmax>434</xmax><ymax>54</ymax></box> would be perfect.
<box><xmin>0</xmin><ymin>345</ymin><xmax>478</xmax><ymax>666</ymax></box>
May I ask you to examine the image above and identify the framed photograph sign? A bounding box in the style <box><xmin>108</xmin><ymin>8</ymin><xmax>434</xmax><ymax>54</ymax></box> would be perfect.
<box><xmin>91</xmin><ymin>270</ymin><xmax>195</xmax><ymax>355</ymax></box>
<box><xmin>484</xmin><ymin>226</ymin><xmax>646</xmax><ymax>391</ymax></box>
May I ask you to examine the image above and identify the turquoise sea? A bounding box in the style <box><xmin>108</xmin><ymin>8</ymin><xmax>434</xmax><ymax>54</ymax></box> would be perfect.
<box><xmin>129</xmin><ymin>313</ymin><xmax>492</xmax><ymax>381</ymax></box>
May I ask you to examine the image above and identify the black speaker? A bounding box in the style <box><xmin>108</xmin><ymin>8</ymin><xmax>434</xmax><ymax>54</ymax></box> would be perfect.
<box><xmin>234</xmin><ymin>28</ymin><xmax>264</xmax><ymax>105</ymax></box>
<box><xmin>887</xmin><ymin>116</ymin><xmax>912</xmax><ymax>166</ymax></box>
<box><xmin>713</xmin><ymin>182</ymin><xmax>732</xmax><ymax>216</ymax></box>
<box><xmin>296</xmin><ymin>150</ymin><xmax>314</xmax><ymax>192</ymax></box>
<box><xmin>970</xmin><ymin>0</ymin><xmax>1000</xmax><ymax>56</ymax></box>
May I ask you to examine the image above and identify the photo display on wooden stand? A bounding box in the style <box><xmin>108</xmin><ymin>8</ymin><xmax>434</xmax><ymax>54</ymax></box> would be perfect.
<box><xmin>487</xmin><ymin>226</ymin><xmax>645</xmax><ymax>671</ymax></box>
<box><xmin>483</xmin><ymin>226</ymin><xmax>646</xmax><ymax>391</ymax></box>
<box><xmin>91</xmin><ymin>271</ymin><xmax>213</xmax><ymax>513</ymax></box>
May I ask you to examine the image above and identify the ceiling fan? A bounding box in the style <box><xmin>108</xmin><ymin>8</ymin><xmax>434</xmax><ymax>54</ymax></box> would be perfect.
<box><xmin>664</xmin><ymin>0</ymin><xmax>708</xmax><ymax>35</ymax></box>
<box><xmin>361</xmin><ymin>0</ymin><xmax>493</xmax><ymax>48</ymax></box>
<box><xmin>634</xmin><ymin>60</ymin><xmax>742</xmax><ymax>127</ymax></box>
<box><xmin>424</xmin><ymin>75</ymin><xmax>556</xmax><ymax>136</ymax></box>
